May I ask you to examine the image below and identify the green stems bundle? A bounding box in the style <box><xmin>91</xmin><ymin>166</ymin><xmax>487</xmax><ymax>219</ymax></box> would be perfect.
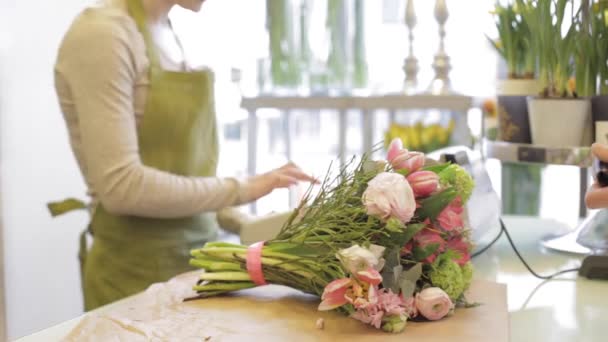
<box><xmin>190</xmin><ymin>241</ymin><xmax>344</xmax><ymax>297</ymax></box>
<box><xmin>189</xmin><ymin>157</ymin><xmax>391</xmax><ymax>298</ymax></box>
<box><xmin>489</xmin><ymin>2</ymin><xmax>535</xmax><ymax>79</ymax></box>
<box><xmin>594</xmin><ymin>1</ymin><xmax>608</xmax><ymax>94</ymax></box>
<box><xmin>517</xmin><ymin>0</ymin><xmax>576</xmax><ymax>97</ymax></box>
<box><xmin>575</xmin><ymin>0</ymin><xmax>597</xmax><ymax>97</ymax></box>
<box><xmin>266</xmin><ymin>0</ymin><xmax>300</xmax><ymax>88</ymax></box>
<box><xmin>352</xmin><ymin>0</ymin><xmax>368</xmax><ymax>88</ymax></box>
<box><xmin>489</xmin><ymin>4</ymin><xmax>519</xmax><ymax>78</ymax></box>
<box><xmin>326</xmin><ymin>0</ymin><xmax>347</xmax><ymax>89</ymax></box>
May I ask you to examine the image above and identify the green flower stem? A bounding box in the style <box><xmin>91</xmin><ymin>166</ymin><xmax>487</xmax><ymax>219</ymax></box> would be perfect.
<box><xmin>194</xmin><ymin>282</ymin><xmax>256</xmax><ymax>292</ymax></box>
<box><xmin>189</xmin><ymin>259</ymin><xmax>242</xmax><ymax>272</ymax></box>
<box><xmin>199</xmin><ymin>272</ymin><xmax>252</xmax><ymax>281</ymax></box>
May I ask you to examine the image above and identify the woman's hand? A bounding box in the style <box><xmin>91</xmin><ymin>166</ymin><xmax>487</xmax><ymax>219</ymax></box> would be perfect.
<box><xmin>243</xmin><ymin>162</ymin><xmax>318</xmax><ymax>203</ymax></box>
<box><xmin>586</xmin><ymin>143</ymin><xmax>608</xmax><ymax>209</ymax></box>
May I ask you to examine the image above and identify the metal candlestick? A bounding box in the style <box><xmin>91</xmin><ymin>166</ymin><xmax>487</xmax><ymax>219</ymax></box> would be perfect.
<box><xmin>403</xmin><ymin>0</ymin><xmax>418</xmax><ymax>94</ymax></box>
<box><xmin>428</xmin><ymin>0</ymin><xmax>452</xmax><ymax>95</ymax></box>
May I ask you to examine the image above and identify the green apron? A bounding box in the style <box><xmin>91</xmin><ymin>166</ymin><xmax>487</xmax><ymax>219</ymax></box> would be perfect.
<box><xmin>50</xmin><ymin>0</ymin><xmax>219</xmax><ymax>311</ymax></box>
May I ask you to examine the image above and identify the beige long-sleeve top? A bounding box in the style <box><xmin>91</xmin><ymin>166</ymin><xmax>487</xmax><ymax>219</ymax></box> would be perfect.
<box><xmin>54</xmin><ymin>0</ymin><xmax>250</xmax><ymax>219</ymax></box>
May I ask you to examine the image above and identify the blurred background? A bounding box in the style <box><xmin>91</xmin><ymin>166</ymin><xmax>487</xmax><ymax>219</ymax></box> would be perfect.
<box><xmin>0</xmin><ymin>0</ymin><xmax>590</xmax><ymax>339</ymax></box>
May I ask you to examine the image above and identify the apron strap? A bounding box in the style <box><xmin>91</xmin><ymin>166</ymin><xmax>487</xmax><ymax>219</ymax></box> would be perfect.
<box><xmin>125</xmin><ymin>0</ymin><xmax>162</xmax><ymax>70</ymax></box>
<box><xmin>47</xmin><ymin>198</ymin><xmax>88</xmax><ymax>217</ymax></box>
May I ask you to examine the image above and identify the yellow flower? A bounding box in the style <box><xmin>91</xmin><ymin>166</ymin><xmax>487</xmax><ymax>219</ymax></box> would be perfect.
<box><xmin>482</xmin><ymin>98</ymin><xmax>497</xmax><ymax>118</ymax></box>
<box><xmin>568</xmin><ymin>77</ymin><xmax>576</xmax><ymax>94</ymax></box>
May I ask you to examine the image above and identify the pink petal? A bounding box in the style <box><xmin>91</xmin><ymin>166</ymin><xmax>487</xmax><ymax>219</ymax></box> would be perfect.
<box><xmin>321</xmin><ymin>278</ymin><xmax>352</xmax><ymax>300</ymax></box>
<box><xmin>356</xmin><ymin>268</ymin><xmax>383</xmax><ymax>286</ymax></box>
<box><xmin>318</xmin><ymin>296</ymin><xmax>349</xmax><ymax>311</ymax></box>
<box><xmin>319</xmin><ymin>278</ymin><xmax>352</xmax><ymax>311</ymax></box>
<box><xmin>368</xmin><ymin>285</ymin><xmax>379</xmax><ymax>305</ymax></box>
<box><xmin>387</xmin><ymin>138</ymin><xmax>404</xmax><ymax>162</ymax></box>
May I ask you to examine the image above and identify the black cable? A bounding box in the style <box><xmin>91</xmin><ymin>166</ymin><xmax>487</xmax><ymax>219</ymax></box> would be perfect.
<box><xmin>471</xmin><ymin>227</ymin><xmax>504</xmax><ymax>258</ymax></box>
<box><xmin>499</xmin><ymin>217</ymin><xmax>580</xmax><ymax>280</ymax></box>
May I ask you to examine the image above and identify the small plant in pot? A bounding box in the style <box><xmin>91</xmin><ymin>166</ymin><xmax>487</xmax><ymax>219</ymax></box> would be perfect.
<box><xmin>522</xmin><ymin>0</ymin><xmax>592</xmax><ymax>148</ymax></box>
<box><xmin>587</xmin><ymin>0</ymin><xmax>608</xmax><ymax>143</ymax></box>
<box><xmin>488</xmin><ymin>1</ymin><xmax>538</xmax><ymax>143</ymax></box>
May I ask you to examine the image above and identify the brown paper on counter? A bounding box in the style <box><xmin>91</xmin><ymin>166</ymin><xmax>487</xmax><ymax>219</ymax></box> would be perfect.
<box><xmin>64</xmin><ymin>272</ymin><xmax>509</xmax><ymax>342</ymax></box>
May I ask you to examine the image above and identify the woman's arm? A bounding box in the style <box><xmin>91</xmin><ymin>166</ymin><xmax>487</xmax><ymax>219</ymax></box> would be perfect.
<box><xmin>586</xmin><ymin>143</ymin><xmax>608</xmax><ymax>209</ymax></box>
<box><xmin>55</xmin><ymin>15</ymin><xmax>257</xmax><ymax>218</ymax></box>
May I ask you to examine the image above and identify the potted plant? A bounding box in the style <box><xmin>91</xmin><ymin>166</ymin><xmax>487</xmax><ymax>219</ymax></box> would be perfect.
<box><xmin>588</xmin><ymin>0</ymin><xmax>608</xmax><ymax>143</ymax></box>
<box><xmin>266</xmin><ymin>0</ymin><xmax>301</xmax><ymax>92</ymax></box>
<box><xmin>522</xmin><ymin>0</ymin><xmax>592</xmax><ymax>147</ymax></box>
<box><xmin>488</xmin><ymin>2</ymin><xmax>537</xmax><ymax>143</ymax></box>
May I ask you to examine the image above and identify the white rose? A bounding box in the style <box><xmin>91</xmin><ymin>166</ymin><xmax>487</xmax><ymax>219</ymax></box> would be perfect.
<box><xmin>337</xmin><ymin>244</ymin><xmax>386</xmax><ymax>274</ymax></box>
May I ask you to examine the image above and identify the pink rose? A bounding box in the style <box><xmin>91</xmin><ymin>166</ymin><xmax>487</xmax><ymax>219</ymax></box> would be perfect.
<box><xmin>402</xmin><ymin>296</ymin><xmax>418</xmax><ymax>318</ymax></box>
<box><xmin>437</xmin><ymin>198</ymin><xmax>464</xmax><ymax>231</ymax></box>
<box><xmin>415</xmin><ymin>287</ymin><xmax>453</xmax><ymax>321</ymax></box>
<box><xmin>446</xmin><ymin>237</ymin><xmax>471</xmax><ymax>266</ymax></box>
<box><xmin>386</xmin><ymin>138</ymin><xmax>425</xmax><ymax>173</ymax></box>
<box><xmin>363</xmin><ymin>172</ymin><xmax>416</xmax><ymax>224</ymax></box>
<box><xmin>407</xmin><ymin>171</ymin><xmax>439</xmax><ymax>198</ymax></box>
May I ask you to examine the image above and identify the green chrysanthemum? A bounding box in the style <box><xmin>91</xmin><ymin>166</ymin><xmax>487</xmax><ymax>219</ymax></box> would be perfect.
<box><xmin>429</xmin><ymin>254</ymin><xmax>465</xmax><ymax>300</ymax></box>
<box><xmin>438</xmin><ymin>164</ymin><xmax>474</xmax><ymax>202</ymax></box>
<box><xmin>381</xmin><ymin>314</ymin><xmax>408</xmax><ymax>333</ymax></box>
<box><xmin>461</xmin><ymin>262</ymin><xmax>474</xmax><ymax>291</ymax></box>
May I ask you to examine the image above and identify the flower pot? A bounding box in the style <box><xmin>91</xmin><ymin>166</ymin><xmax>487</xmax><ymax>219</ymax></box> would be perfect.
<box><xmin>496</xmin><ymin>96</ymin><xmax>532</xmax><ymax>143</ymax></box>
<box><xmin>495</xmin><ymin>79</ymin><xmax>539</xmax><ymax>143</ymax></box>
<box><xmin>592</xmin><ymin>95</ymin><xmax>608</xmax><ymax>144</ymax></box>
<box><xmin>497</xmin><ymin>79</ymin><xmax>539</xmax><ymax>96</ymax></box>
<box><xmin>527</xmin><ymin>97</ymin><xmax>592</xmax><ymax>147</ymax></box>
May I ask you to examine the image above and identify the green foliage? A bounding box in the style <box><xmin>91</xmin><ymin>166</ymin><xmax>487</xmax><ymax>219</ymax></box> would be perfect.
<box><xmin>489</xmin><ymin>2</ymin><xmax>535</xmax><ymax>78</ymax></box>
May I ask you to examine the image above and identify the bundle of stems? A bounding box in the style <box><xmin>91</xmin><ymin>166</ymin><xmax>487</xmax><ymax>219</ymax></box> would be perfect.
<box><xmin>190</xmin><ymin>157</ymin><xmax>386</xmax><ymax>298</ymax></box>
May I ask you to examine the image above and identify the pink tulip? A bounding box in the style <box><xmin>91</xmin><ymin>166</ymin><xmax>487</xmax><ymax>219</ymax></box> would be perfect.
<box><xmin>387</xmin><ymin>138</ymin><xmax>407</xmax><ymax>163</ymax></box>
<box><xmin>318</xmin><ymin>278</ymin><xmax>352</xmax><ymax>311</ymax></box>
<box><xmin>347</xmin><ymin>283</ymin><xmax>379</xmax><ymax>309</ymax></box>
<box><xmin>446</xmin><ymin>237</ymin><xmax>471</xmax><ymax>266</ymax></box>
<box><xmin>415</xmin><ymin>287</ymin><xmax>453</xmax><ymax>321</ymax></box>
<box><xmin>386</xmin><ymin>138</ymin><xmax>426</xmax><ymax>173</ymax></box>
<box><xmin>356</xmin><ymin>267</ymin><xmax>383</xmax><ymax>286</ymax></box>
<box><xmin>407</xmin><ymin>171</ymin><xmax>439</xmax><ymax>197</ymax></box>
<box><xmin>437</xmin><ymin>198</ymin><xmax>464</xmax><ymax>231</ymax></box>
<box><xmin>400</xmin><ymin>152</ymin><xmax>425</xmax><ymax>173</ymax></box>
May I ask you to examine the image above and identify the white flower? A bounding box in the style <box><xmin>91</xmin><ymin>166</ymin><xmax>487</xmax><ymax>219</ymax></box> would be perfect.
<box><xmin>337</xmin><ymin>244</ymin><xmax>386</xmax><ymax>274</ymax></box>
<box><xmin>362</xmin><ymin>172</ymin><xmax>416</xmax><ymax>224</ymax></box>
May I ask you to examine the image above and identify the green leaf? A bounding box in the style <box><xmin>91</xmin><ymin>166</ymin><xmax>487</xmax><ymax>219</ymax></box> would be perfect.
<box><xmin>377</xmin><ymin>223</ymin><xmax>425</xmax><ymax>249</ymax></box>
<box><xmin>381</xmin><ymin>248</ymin><xmax>403</xmax><ymax>293</ymax></box>
<box><xmin>401</xmin><ymin>223</ymin><xmax>426</xmax><ymax>245</ymax></box>
<box><xmin>398</xmin><ymin>263</ymin><xmax>422</xmax><ymax>298</ymax></box>
<box><xmin>422</xmin><ymin>163</ymin><xmax>452</xmax><ymax>174</ymax></box>
<box><xmin>413</xmin><ymin>243</ymin><xmax>440</xmax><ymax>261</ymax></box>
<box><xmin>385</xmin><ymin>218</ymin><xmax>405</xmax><ymax>233</ymax></box>
<box><xmin>395</xmin><ymin>169</ymin><xmax>411</xmax><ymax>177</ymax></box>
<box><xmin>417</xmin><ymin>188</ymin><xmax>458</xmax><ymax>220</ymax></box>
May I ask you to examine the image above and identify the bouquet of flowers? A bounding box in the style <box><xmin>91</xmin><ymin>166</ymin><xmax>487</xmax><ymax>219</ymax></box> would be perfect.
<box><xmin>189</xmin><ymin>138</ymin><xmax>475</xmax><ymax>333</ymax></box>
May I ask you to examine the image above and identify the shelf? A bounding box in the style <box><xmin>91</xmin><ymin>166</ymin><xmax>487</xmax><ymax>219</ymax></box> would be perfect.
<box><xmin>241</xmin><ymin>94</ymin><xmax>472</xmax><ymax>113</ymax></box>
<box><xmin>483</xmin><ymin>140</ymin><xmax>592</xmax><ymax>167</ymax></box>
